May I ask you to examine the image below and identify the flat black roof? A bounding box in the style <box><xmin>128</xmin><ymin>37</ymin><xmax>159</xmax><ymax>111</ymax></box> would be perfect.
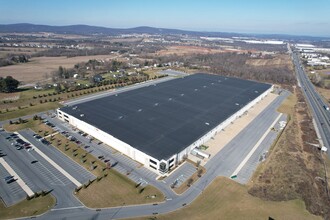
<box><xmin>60</xmin><ymin>73</ymin><xmax>271</xmax><ymax>160</ymax></box>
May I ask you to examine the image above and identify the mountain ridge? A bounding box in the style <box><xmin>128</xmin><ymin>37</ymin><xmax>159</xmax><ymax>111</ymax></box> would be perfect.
<box><xmin>0</xmin><ymin>23</ymin><xmax>328</xmax><ymax>40</ymax></box>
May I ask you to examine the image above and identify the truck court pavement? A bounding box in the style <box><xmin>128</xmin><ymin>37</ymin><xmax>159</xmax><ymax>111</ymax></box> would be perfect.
<box><xmin>20</xmin><ymin>90</ymin><xmax>289</xmax><ymax>220</ymax></box>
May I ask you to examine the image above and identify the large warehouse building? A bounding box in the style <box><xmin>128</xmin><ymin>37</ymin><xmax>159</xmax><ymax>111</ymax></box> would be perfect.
<box><xmin>57</xmin><ymin>73</ymin><xmax>272</xmax><ymax>174</ymax></box>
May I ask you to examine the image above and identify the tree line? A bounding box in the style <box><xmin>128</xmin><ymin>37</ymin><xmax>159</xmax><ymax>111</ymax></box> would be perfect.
<box><xmin>0</xmin><ymin>76</ymin><xmax>20</xmax><ymax>92</ymax></box>
<box><xmin>0</xmin><ymin>54</ymin><xmax>29</xmax><ymax>67</ymax></box>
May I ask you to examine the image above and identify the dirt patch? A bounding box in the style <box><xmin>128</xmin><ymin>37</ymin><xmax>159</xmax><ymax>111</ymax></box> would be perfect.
<box><xmin>156</xmin><ymin>45</ymin><xmax>226</xmax><ymax>56</ymax></box>
<box><xmin>0</xmin><ymin>55</ymin><xmax>116</xmax><ymax>84</ymax></box>
<box><xmin>246</xmin><ymin>54</ymin><xmax>293</xmax><ymax>70</ymax></box>
<box><xmin>248</xmin><ymin>88</ymin><xmax>330</xmax><ymax>219</ymax></box>
<box><xmin>316</xmin><ymin>87</ymin><xmax>330</xmax><ymax>103</ymax></box>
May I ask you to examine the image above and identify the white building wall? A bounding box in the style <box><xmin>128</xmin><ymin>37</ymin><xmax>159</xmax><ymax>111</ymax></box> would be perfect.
<box><xmin>177</xmin><ymin>85</ymin><xmax>273</xmax><ymax>162</ymax></box>
<box><xmin>57</xmin><ymin>109</ymin><xmax>149</xmax><ymax>166</ymax></box>
<box><xmin>57</xmin><ymin>85</ymin><xmax>273</xmax><ymax>174</ymax></box>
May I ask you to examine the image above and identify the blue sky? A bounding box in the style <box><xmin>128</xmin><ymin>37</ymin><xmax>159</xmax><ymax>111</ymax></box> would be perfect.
<box><xmin>0</xmin><ymin>0</ymin><xmax>330</xmax><ymax>36</ymax></box>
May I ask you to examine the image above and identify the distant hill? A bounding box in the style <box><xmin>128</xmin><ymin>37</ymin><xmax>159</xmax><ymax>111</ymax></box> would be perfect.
<box><xmin>0</xmin><ymin>23</ymin><xmax>327</xmax><ymax>41</ymax></box>
<box><xmin>0</xmin><ymin>23</ymin><xmax>209</xmax><ymax>36</ymax></box>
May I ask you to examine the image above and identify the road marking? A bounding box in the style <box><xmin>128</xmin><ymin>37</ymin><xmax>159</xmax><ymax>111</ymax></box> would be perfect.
<box><xmin>231</xmin><ymin>113</ymin><xmax>283</xmax><ymax>177</ymax></box>
<box><xmin>51</xmin><ymin>206</ymin><xmax>84</xmax><ymax>211</ymax></box>
<box><xmin>16</xmin><ymin>133</ymin><xmax>82</xmax><ymax>187</ymax></box>
<box><xmin>0</xmin><ymin>157</ymin><xmax>34</xmax><ymax>196</ymax></box>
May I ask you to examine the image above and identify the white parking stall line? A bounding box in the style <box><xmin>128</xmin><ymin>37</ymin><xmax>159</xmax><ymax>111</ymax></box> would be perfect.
<box><xmin>231</xmin><ymin>113</ymin><xmax>283</xmax><ymax>177</ymax></box>
<box><xmin>0</xmin><ymin>157</ymin><xmax>34</xmax><ymax>197</ymax></box>
<box><xmin>16</xmin><ymin>133</ymin><xmax>82</xmax><ymax>187</ymax></box>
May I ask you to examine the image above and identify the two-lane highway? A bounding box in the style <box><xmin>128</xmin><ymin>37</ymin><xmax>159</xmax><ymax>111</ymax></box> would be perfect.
<box><xmin>292</xmin><ymin>51</ymin><xmax>330</xmax><ymax>156</ymax></box>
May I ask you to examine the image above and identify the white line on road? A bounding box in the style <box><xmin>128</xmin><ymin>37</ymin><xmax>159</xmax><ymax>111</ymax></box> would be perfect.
<box><xmin>231</xmin><ymin>113</ymin><xmax>283</xmax><ymax>177</ymax></box>
<box><xmin>16</xmin><ymin>133</ymin><xmax>82</xmax><ymax>187</ymax></box>
<box><xmin>0</xmin><ymin>157</ymin><xmax>34</xmax><ymax>196</ymax></box>
<box><xmin>51</xmin><ymin>206</ymin><xmax>84</xmax><ymax>211</ymax></box>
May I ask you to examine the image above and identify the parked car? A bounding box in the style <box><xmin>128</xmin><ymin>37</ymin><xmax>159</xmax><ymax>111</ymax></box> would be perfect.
<box><xmin>4</xmin><ymin>175</ymin><xmax>14</xmax><ymax>181</ymax></box>
<box><xmin>35</xmin><ymin>135</ymin><xmax>42</xmax><ymax>140</ymax></box>
<box><xmin>41</xmin><ymin>139</ymin><xmax>50</xmax><ymax>145</ymax></box>
<box><xmin>6</xmin><ymin>178</ymin><xmax>16</xmax><ymax>184</ymax></box>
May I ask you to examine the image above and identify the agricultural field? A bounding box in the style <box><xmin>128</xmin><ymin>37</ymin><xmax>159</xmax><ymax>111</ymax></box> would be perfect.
<box><xmin>0</xmin><ymin>55</ymin><xmax>117</xmax><ymax>84</ymax></box>
<box><xmin>0</xmin><ymin>47</ymin><xmax>46</xmax><ymax>58</ymax></box>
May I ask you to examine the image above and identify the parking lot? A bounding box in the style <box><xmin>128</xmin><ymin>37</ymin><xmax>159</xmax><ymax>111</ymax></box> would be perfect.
<box><xmin>0</xmin><ymin>126</ymin><xmax>95</xmax><ymax>208</ymax></box>
<box><xmin>0</xmin><ymin>163</ymin><xmax>27</xmax><ymax>206</ymax></box>
<box><xmin>162</xmin><ymin>162</ymin><xmax>196</xmax><ymax>188</ymax></box>
<box><xmin>43</xmin><ymin>115</ymin><xmax>159</xmax><ymax>187</ymax></box>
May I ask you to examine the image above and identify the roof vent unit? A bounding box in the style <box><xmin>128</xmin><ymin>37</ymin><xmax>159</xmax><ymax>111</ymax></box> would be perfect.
<box><xmin>168</xmin><ymin>98</ymin><xmax>172</xmax><ymax>101</ymax></box>
<box><xmin>72</xmin><ymin>106</ymin><xmax>78</xmax><ymax>110</ymax></box>
<box><xmin>80</xmin><ymin>114</ymin><xmax>84</xmax><ymax>117</ymax></box>
<box><xmin>138</xmin><ymin>109</ymin><xmax>142</xmax><ymax>112</ymax></box>
<box><xmin>154</xmin><ymin>103</ymin><xmax>159</xmax><ymax>106</ymax></box>
<box><xmin>255</xmin><ymin>90</ymin><xmax>259</xmax><ymax>93</ymax></box>
<box><xmin>180</xmin><ymin>93</ymin><xmax>184</xmax><ymax>96</ymax></box>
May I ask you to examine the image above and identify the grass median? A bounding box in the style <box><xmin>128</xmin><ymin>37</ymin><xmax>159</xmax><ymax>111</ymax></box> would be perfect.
<box><xmin>0</xmin><ymin>194</ymin><xmax>55</xmax><ymax>220</ymax></box>
<box><xmin>44</xmin><ymin>133</ymin><xmax>164</xmax><ymax>207</ymax></box>
<box><xmin>3</xmin><ymin>118</ymin><xmax>165</xmax><ymax>208</ymax></box>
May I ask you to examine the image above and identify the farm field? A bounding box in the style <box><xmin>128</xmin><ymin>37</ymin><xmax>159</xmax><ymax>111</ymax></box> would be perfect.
<box><xmin>0</xmin><ymin>55</ymin><xmax>116</xmax><ymax>84</ymax></box>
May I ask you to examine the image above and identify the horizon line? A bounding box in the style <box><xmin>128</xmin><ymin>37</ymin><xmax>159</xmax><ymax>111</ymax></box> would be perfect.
<box><xmin>1</xmin><ymin>22</ymin><xmax>330</xmax><ymax>39</ymax></box>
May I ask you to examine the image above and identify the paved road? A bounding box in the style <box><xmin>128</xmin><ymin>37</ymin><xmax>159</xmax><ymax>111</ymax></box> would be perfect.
<box><xmin>34</xmin><ymin>89</ymin><xmax>288</xmax><ymax>220</ymax></box>
<box><xmin>19</xmin><ymin>129</ymin><xmax>95</xmax><ymax>184</ymax></box>
<box><xmin>0</xmin><ymin>162</ymin><xmax>27</xmax><ymax>206</ymax></box>
<box><xmin>0</xmin><ymin>130</ymin><xmax>90</xmax><ymax>209</ymax></box>
<box><xmin>292</xmin><ymin>52</ymin><xmax>330</xmax><ymax>156</ymax></box>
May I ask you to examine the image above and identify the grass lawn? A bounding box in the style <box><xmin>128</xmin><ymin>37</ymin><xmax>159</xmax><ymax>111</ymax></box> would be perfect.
<box><xmin>132</xmin><ymin>177</ymin><xmax>321</xmax><ymax>220</ymax></box>
<box><xmin>2</xmin><ymin>115</ymin><xmax>165</xmax><ymax>208</ymax></box>
<box><xmin>3</xmin><ymin>118</ymin><xmax>55</xmax><ymax>135</ymax></box>
<box><xmin>277</xmin><ymin>93</ymin><xmax>296</xmax><ymax>114</ymax></box>
<box><xmin>76</xmin><ymin>173</ymin><xmax>164</xmax><ymax>208</ymax></box>
<box><xmin>44</xmin><ymin>133</ymin><xmax>165</xmax><ymax>207</ymax></box>
<box><xmin>0</xmin><ymin>194</ymin><xmax>55</xmax><ymax>220</ymax></box>
<box><xmin>0</xmin><ymin>102</ymin><xmax>61</xmax><ymax>121</ymax></box>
